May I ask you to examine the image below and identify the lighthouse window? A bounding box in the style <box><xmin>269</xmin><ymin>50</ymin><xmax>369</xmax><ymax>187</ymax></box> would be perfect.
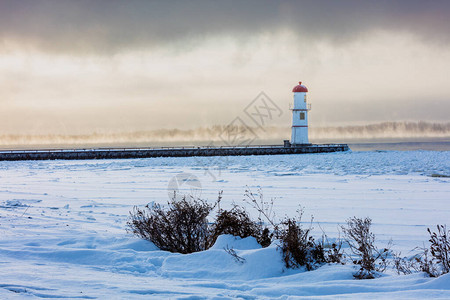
<box><xmin>304</xmin><ymin>95</ymin><xmax>307</xmax><ymax>102</ymax></box>
<box><xmin>300</xmin><ymin>112</ymin><xmax>305</xmax><ymax>120</ymax></box>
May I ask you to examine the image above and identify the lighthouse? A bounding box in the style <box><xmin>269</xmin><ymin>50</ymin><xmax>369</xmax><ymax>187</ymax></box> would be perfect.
<box><xmin>290</xmin><ymin>81</ymin><xmax>310</xmax><ymax>145</ymax></box>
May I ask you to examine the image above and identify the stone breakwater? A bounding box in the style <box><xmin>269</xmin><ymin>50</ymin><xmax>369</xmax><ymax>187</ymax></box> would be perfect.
<box><xmin>0</xmin><ymin>144</ymin><xmax>349</xmax><ymax>161</ymax></box>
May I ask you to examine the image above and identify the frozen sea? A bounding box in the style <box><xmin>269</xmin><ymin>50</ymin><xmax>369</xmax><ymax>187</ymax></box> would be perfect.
<box><xmin>0</xmin><ymin>147</ymin><xmax>449</xmax><ymax>299</ymax></box>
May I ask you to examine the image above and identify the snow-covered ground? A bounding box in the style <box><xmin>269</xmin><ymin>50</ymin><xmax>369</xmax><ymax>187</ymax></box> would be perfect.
<box><xmin>0</xmin><ymin>150</ymin><xmax>449</xmax><ymax>299</ymax></box>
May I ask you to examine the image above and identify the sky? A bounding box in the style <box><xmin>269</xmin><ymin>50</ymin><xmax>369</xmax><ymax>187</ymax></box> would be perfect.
<box><xmin>1</xmin><ymin>0</ymin><xmax>450</xmax><ymax>136</ymax></box>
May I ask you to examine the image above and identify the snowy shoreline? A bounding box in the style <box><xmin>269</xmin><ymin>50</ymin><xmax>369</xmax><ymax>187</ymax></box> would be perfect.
<box><xmin>1</xmin><ymin>150</ymin><xmax>449</xmax><ymax>298</ymax></box>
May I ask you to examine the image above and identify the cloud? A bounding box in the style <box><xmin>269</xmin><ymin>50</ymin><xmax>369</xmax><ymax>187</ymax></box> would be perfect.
<box><xmin>1</xmin><ymin>1</ymin><xmax>449</xmax><ymax>137</ymax></box>
<box><xmin>1</xmin><ymin>30</ymin><xmax>449</xmax><ymax>135</ymax></box>
<box><xmin>1</xmin><ymin>0</ymin><xmax>450</xmax><ymax>53</ymax></box>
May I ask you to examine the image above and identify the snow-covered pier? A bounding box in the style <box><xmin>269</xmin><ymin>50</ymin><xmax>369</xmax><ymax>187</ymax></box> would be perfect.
<box><xmin>0</xmin><ymin>144</ymin><xmax>349</xmax><ymax>161</ymax></box>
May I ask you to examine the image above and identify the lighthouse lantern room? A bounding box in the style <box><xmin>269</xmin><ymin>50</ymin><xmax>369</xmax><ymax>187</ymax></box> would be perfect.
<box><xmin>291</xmin><ymin>81</ymin><xmax>310</xmax><ymax>145</ymax></box>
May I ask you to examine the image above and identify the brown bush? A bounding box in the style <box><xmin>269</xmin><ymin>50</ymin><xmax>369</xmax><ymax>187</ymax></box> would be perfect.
<box><xmin>127</xmin><ymin>188</ymin><xmax>343</xmax><ymax>273</ymax></box>
<box><xmin>341</xmin><ymin>217</ymin><xmax>389</xmax><ymax>279</ymax></box>
<box><xmin>325</xmin><ymin>241</ymin><xmax>345</xmax><ymax>264</ymax></box>
<box><xmin>127</xmin><ymin>192</ymin><xmax>272</xmax><ymax>254</ymax></box>
<box><xmin>127</xmin><ymin>195</ymin><xmax>213</xmax><ymax>254</ymax></box>
<box><xmin>428</xmin><ymin>225</ymin><xmax>450</xmax><ymax>275</ymax></box>
<box><xmin>244</xmin><ymin>188</ymin><xmax>327</xmax><ymax>269</ymax></box>
<box><xmin>211</xmin><ymin>205</ymin><xmax>271</xmax><ymax>247</ymax></box>
<box><xmin>412</xmin><ymin>225</ymin><xmax>450</xmax><ymax>277</ymax></box>
<box><xmin>280</xmin><ymin>218</ymin><xmax>325</xmax><ymax>271</ymax></box>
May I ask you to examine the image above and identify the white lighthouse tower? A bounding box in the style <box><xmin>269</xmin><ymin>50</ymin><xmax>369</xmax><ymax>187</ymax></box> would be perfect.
<box><xmin>290</xmin><ymin>81</ymin><xmax>310</xmax><ymax>145</ymax></box>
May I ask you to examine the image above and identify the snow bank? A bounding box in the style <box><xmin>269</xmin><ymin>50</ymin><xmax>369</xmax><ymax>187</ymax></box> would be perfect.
<box><xmin>162</xmin><ymin>235</ymin><xmax>283</xmax><ymax>280</ymax></box>
<box><xmin>0</xmin><ymin>150</ymin><xmax>449</xmax><ymax>298</ymax></box>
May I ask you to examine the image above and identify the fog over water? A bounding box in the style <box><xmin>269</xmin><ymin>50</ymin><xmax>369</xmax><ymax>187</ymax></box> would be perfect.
<box><xmin>1</xmin><ymin>121</ymin><xmax>449</xmax><ymax>151</ymax></box>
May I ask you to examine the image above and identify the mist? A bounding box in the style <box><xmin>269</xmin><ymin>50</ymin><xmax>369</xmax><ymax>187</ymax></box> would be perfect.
<box><xmin>1</xmin><ymin>121</ymin><xmax>448</xmax><ymax>149</ymax></box>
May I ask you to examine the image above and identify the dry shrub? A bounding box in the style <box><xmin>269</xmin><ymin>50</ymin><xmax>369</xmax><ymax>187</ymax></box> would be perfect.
<box><xmin>393</xmin><ymin>252</ymin><xmax>416</xmax><ymax>275</ymax></box>
<box><xmin>127</xmin><ymin>195</ymin><xmax>213</xmax><ymax>254</ymax></box>
<box><xmin>211</xmin><ymin>205</ymin><xmax>271</xmax><ymax>247</ymax></box>
<box><xmin>341</xmin><ymin>217</ymin><xmax>389</xmax><ymax>279</ymax></box>
<box><xmin>127</xmin><ymin>191</ymin><xmax>272</xmax><ymax>254</ymax></box>
<box><xmin>259</xmin><ymin>228</ymin><xmax>272</xmax><ymax>248</ymax></box>
<box><xmin>243</xmin><ymin>188</ymin><xmax>278</xmax><ymax>237</ymax></box>
<box><xmin>125</xmin><ymin>188</ymin><xmax>357</xmax><ymax>276</ymax></box>
<box><xmin>428</xmin><ymin>225</ymin><xmax>450</xmax><ymax>275</ymax></box>
<box><xmin>224</xmin><ymin>245</ymin><xmax>246</xmax><ymax>264</ymax></box>
<box><xmin>244</xmin><ymin>188</ymin><xmax>327</xmax><ymax>270</ymax></box>
<box><xmin>325</xmin><ymin>241</ymin><xmax>345</xmax><ymax>264</ymax></box>
<box><xmin>414</xmin><ymin>248</ymin><xmax>439</xmax><ymax>277</ymax></box>
<box><xmin>127</xmin><ymin>187</ymin><xmax>449</xmax><ymax>279</ymax></box>
<box><xmin>413</xmin><ymin>225</ymin><xmax>450</xmax><ymax>277</ymax></box>
<box><xmin>279</xmin><ymin>216</ymin><xmax>325</xmax><ymax>271</ymax></box>
<box><xmin>319</xmin><ymin>228</ymin><xmax>345</xmax><ymax>265</ymax></box>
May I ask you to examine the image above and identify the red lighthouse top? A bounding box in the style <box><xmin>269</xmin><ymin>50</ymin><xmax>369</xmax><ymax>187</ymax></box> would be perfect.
<box><xmin>292</xmin><ymin>81</ymin><xmax>308</xmax><ymax>93</ymax></box>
